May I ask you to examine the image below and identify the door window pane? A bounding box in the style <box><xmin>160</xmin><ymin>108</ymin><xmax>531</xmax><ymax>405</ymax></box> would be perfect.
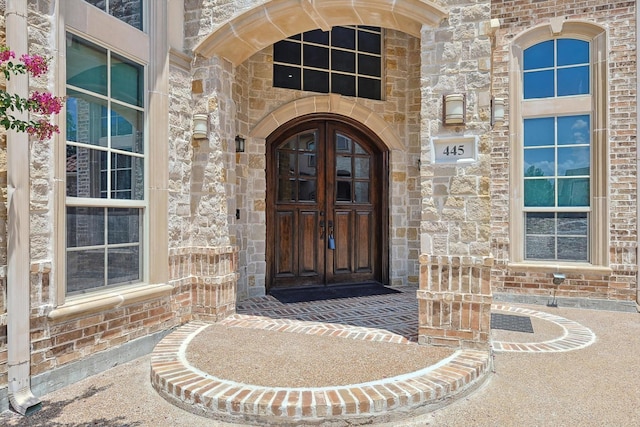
<box><xmin>355</xmin><ymin>182</ymin><xmax>369</xmax><ymax>203</ymax></box>
<box><xmin>298</xmin><ymin>180</ymin><xmax>316</xmax><ymax>201</ymax></box>
<box><xmin>354</xmin><ymin>158</ymin><xmax>369</xmax><ymax>179</ymax></box>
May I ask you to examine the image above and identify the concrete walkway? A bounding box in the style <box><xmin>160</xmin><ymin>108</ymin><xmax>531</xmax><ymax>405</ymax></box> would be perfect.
<box><xmin>1</xmin><ymin>292</ymin><xmax>639</xmax><ymax>426</ymax></box>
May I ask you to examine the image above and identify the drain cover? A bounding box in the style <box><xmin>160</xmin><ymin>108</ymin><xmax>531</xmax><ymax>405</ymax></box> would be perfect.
<box><xmin>491</xmin><ymin>313</ymin><xmax>534</xmax><ymax>333</ymax></box>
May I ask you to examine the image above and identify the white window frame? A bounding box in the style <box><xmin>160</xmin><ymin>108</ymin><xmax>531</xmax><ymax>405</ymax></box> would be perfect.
<box><xmin>50</xmin><ymin>0</ymin><xmax>170</xmax><ymax>320</ymax></box>
<box><xmin>508</xmin><ymin>20</ymin><xmax>609</xmax><ymax>271</ymax></box>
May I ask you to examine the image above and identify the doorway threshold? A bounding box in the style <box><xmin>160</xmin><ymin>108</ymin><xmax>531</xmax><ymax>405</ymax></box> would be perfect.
<box><xmin>269</xmin><ymin>282</ymin><xmax>400</xmax><ymax>304</ymax></box>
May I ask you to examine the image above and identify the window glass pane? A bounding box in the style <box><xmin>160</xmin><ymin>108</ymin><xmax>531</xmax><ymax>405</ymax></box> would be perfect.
<box><xmin>331</xmin><ymin>73</ymin><xmax>356</xmax><ymax>97</ymax></box>
<box><xmin>299</xmin><ymin>152</ymin><xmax>316</xmax><ymax>176</ymax></box>
<box><xmin>66</xmin><ymin>34</ymin><xmax>107</xmax><ymax>95</ymax></box>
<box><xmin>332</xmin><ymin>27</ymin><xmax>355</xmax><ymax>49</ymax></box>
<box><xmin>274</xmin><ymin>40</ymin><xmax>301</xmax><ymax>64</ymax></box>
<box><xmin>303</xmin><ymin>45</ymin><xmax>329</xmax><ymax>69</ymax></box>
<box><xmin>558</xmin><ymin>212</ymin><xmax>588</xmax><ymax>235</ymax></box>
<box><xmin>332</xmin><ymin>50</ymin><xmax>355</xmax><ymax>73</ymax></box>
<box><xmin>67</xmin><ymin>146</ymin><xmax>108</xmax><ymax>198</ymax></box>
<box><xmin>111</xmin><ymin>54</ymin><xmax>144</xmax><ymax>107</ymax></box>
<box><xmin>524</xmin><ymin>40</ymin><xmax>554</xmax><ymax>70</ymax></box>
<box><xmin>557</xmin><ymin>237</ymin><xmax>588</xmax><ymax>261</ymax></box>
<box><xmin>304</xmin><ymin>29</ymin><xmax>329</xmax><ymax>45</ymax></box>
<box><xmin>557</xmin><ymin>39</ymin><xmax>589</xmax><ymax>66</ymax></box>
<box><xmin>108</xmin><ymin>246</ymin><xmax>140</xmax><ymax>285</ymax></box>
<box><xmin>358</xmin><ymin>30</ymin><xmax>381</xmax><ymax>54</ymax></box>
<box><xmin>108</xmin><ymin>208</ymin><xmax>140</xmax><ymax>244</ymax></box>
<box><xmin>278</xmin><ymin>152</ymin><xmax>296</xmax><ymax>175</ymax></box>
<box><xmin>526</xmin><ymin>212</ymin><xmax>555</xmax><ymax>234</ymax></box>
<box><xmin>274</xmin><ymin>65</ymin><xmax>301</xmax><ymax>90</ymax></box>
<box><xmin>524</xmin><ymin>118</ymin><xmax>555</xmax><ymax>147</ymax></box>
<box><xmin>337</xmin><ymin>134</ymin><xmax>352</xmax><ymax>152</ymax></box>
<box><xmin>336</xmin><ymin>181</ymin><xmax>352</xmax><ymax>201</ymax></box>
<box><xmin>524</xmin><ymin>148</ymin><xmax>554</xmax><ymax>177</ymax></box>
<box><xmin>111</xmin><ymin>104</ymin><xmax>144</xmax><ymax>153</ymax></box>
<box><xmin>358</xmin><ymin>54</ymin><xmax>381</xmax><ymax>77</ymax></box>
<box><xmin>557</xmin><ymin>115</ymin><xmax>590</xmax><ymax>145</ymax></box>
<box><xmin>354</xmin><ymin>158</ymin><xmax>369</xmax><ymax>178</ymax></box>
<box><xmin>524</xmin><ymin>179</ymin><xmax>555</xmax><ymax>207</ymax></box>
<box><xmin>67</xmin><ymin>249</ymin><xmax>105</xmax><ymax>293</ymax></box>
<box><xmin>108</xmin><ymin>0</ymin><xmax>143</xmax><ymax>30</ymax></box>
<box><xmin>557</xmin><ymin>146</ymin><xmax>590</xmax><ymax>176</ymax></box>
<box><xmin>524</xmin><ymin>70</ymin><xmax>554</xmax><ymax>99</ymax></box>
<box><xmin>67</xmin><ymin>207</ymin><xmax>105</xmax><ymax>247</ymax></box>
<box><xmin>278</xmin><ymin>178</ymin><xmax>296</xmax><ymax>202</ymax></box>
<box><xmin>298</xmin><ymin>180</ymin><xmax>316</xmax><ymax>201</ymax></box>
<box><xmin>336</xmin><ymin>156</ymin><xmax>352</xmax><ymax>177</ymax></box>
<box><xmin>558</xmin><ymin>177</ymin><xmax>589</xmax><ymax>206</ymax></box>
<box><xmin>558</xmin><ymin>66</ymin><xmax>589</xmax><ymax>96</ymax></box>
<box><xmin>111</xmin><ymin>153</ymin><xmax>144</xmax><ymax>200</ymax></box>
<box><xmin>358</xmin><ymin>77</ymin><xmax>381</xmax><ymax>100</ymax></box>
<box><xmin>66</xmin><ymin>91</ymin><xmax>109</xmax><ymax>147</ymax></box>
<box><xmin>354</xmin><ymin>142</ymin><xmax>366</xmax><ymax>154</ymax></box>
<box><xmin>303</xmin><ymin>69</ymin><xmax>329</xmax><ymax>93</ymax></box>
<box><xmin>355</xmin><ymin>182</ymin><xmax>369</xmax><ymax>203</ymax></box>
<box><xmin>525</xmin><ymin>235</ymin><xmax>555</xmax><ymax>260</ymax></box>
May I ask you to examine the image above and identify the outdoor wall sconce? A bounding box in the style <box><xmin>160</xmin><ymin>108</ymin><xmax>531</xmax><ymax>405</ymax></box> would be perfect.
<box><xmin>552</xmin><ymin>273</ymin><xmax>566</xmax><ymax>285</ymax></box>
<box><xmin>192</xmin><ymin>113</ymin><xmax>209</xmax><ymax>139</ymax></box>
<box><xmin>443</xmin><ymin>93</ymin><xmax>465</xmax><ymax>125</ymax></box>
<box><xmin>491</xmin><ymin>97</ymin><xmax>505</xmax><ymax>127</ymax></box>
<box><xmin>235</xmin><ymin>135</ymin><xmax>246</xmax><ymax>153</ymax></box>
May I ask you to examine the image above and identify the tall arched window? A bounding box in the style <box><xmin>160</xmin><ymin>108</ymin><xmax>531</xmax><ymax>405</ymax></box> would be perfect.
<box><xmin>509</xmin><ymin>22</ymin><xmax>608</xmax><ymax>267</ymax></box>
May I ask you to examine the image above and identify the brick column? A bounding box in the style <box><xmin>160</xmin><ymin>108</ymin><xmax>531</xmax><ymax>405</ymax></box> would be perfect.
<box><xmin>417</xmin><ymin>255</ymin><xmax>493</xmax><ymax>349</ymax></box>
<box><xmin>191</xmin><ymin>246</ymin><xmax>238</xmax><ymax>321</ymax></box>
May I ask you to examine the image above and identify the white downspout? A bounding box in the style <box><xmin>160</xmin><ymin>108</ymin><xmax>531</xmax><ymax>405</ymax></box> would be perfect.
<box><xmin>6</xmin><ymin>0</ymin><xmax>42</xmax><ymax>415</ymax></box>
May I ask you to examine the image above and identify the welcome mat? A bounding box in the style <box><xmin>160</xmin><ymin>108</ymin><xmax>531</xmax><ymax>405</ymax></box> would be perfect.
<box><xmin>269</xmin><ymin>283</ymin><xmax>401</xmax><ymax>304</ymax></box>
<box><xmin>491</xmin><ymin>313</ymin><xmax>534</xmax><ymax>334</ymax></box>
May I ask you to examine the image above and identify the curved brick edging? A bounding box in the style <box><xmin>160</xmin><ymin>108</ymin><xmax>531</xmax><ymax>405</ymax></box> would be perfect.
<box><xmin>151</xmin><ymin>321</ymin><xmax>491</xmax><ymax>426</ymax></box>
<box><xmin>491</xmin><ymin>304</ymin><xmax>596</xmax><ymax>353</ymax></box>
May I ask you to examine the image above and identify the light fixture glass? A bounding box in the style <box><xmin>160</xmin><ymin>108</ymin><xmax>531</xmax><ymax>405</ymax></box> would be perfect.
<box><xmin>491</xmin><ymin>97</ymin><xmax>505</xmax><ymax>127</ymax></box>
<box><xmin>192</xmin><ymin>113</ymin><xmax>208</xmax><ymax>139</ymax></box>
<box><xmin>443</xmin><ymin>93</ymin><xmax>465</xmax><ymax>125</ymax></box>
<box><xmin>235</xmin><ymin>135</ymin><xmax>245</xmax><ymax>153</ymax></box>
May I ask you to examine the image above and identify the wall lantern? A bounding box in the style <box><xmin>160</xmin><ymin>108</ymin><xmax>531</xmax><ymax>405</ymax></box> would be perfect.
<box><xmin>235</xmin><ymin>135</ymin><xmax>246</xmax><ymax>153</ymax></box>
<box><xmin>443</xmin><ymin>93</ymin><xmax>465</xmax><ymax>126</ymax></box>
<box><xmin>192</xmin><ymin>113</ymin><xmax>208</xmax><ymax>139</ymax></box>
<box><xmin>491</xmin><ymin>97</ymin><xmax>505</xmax><ymax>127</ymax></box>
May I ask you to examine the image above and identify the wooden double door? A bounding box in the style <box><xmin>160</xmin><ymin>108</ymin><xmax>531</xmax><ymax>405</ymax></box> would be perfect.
<box><xmin>266</xmin><ymin>117</ymin><xmax>388</xmax><ymax>290</ymax></box>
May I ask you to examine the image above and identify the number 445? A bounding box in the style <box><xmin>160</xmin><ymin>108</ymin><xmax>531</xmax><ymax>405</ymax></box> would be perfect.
<box><xmin>443</xmin><ymin>145</ymin><xmax>465</xmax><ymax>156</ymax></box>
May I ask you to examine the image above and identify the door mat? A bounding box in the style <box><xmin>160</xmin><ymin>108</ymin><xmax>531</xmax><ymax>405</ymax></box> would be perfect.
<box><xmin>491</xmin><ymin>313</ymin><xmax>534</xmax><ymax>334</ymax></box>
<box><xmin>269</xmin><ymin>283</ymin><xmax>401</xmax><ymax>304</ymax></box>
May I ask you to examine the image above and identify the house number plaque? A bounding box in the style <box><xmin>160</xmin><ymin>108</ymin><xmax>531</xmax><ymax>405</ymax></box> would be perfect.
<box><xmin>431</xmin><ymin>136</ymin><xmax>478</xmax><ymax>164</ymax></box>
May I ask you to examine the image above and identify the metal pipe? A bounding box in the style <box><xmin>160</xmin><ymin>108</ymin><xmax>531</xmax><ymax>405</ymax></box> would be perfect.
<box><xmin>6</xmin><ymin>0</ymin><xmax>42</xmax><ymax>415</ymax></box>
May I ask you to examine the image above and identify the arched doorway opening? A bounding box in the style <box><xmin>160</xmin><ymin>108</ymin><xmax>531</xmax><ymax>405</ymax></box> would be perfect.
<box><xmin>266</xmin><ymin>114</ymin><xmax>389</xmax><ymax>291</ymax></box>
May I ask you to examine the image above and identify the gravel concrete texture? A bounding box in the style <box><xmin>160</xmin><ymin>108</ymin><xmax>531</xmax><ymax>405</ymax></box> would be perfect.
<box><xmin>0</xmin><ymin>303</ymin><xmax>639</xmax><ymax>426</ymax></box>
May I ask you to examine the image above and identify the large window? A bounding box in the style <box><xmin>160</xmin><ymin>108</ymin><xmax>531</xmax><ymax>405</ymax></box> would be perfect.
<box><xmin>522</xmin><ymin>39</ymin><xmax>591</xmax><ymax>262</ymax></box>
<box><xmin>65</xmin><ymin>33</ymin><xmax>145</xmax><ymax>294</ymax></box>
<box><xmin>83</xmin><ymin>0</ymin><xmax>144</xmax><ymax>30</ymax></box>
<box><xmin>273</xmin><ymin>26</ymin><xmax>383</xmax><ymax>100</ymax></box>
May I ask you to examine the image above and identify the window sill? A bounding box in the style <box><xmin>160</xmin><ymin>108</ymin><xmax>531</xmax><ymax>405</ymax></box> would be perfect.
<box><xmin>507</xmin><ymin>261</ymin><xmax>612</xmax><ymax>275</ymax></box>
<box><xmin>48</xmin><ymin>283</ymin><xmax>173</xmax><ymax>323</ymax></box>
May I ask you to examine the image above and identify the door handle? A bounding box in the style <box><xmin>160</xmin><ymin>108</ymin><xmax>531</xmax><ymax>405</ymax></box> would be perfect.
<box><xmin>319</xmin><ymin>220</ymin><xmax>325</xmax><ymax>239</ymax></box>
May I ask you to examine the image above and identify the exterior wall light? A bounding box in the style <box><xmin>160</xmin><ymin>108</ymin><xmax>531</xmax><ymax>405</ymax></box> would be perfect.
<box><xmin>192</xmin><ymin>113</ymin><xmax>208</xmax><ymax>139</ymax></box>
<box><xmin>443</xmin><ymin>93</ymin><xmax>465</xmax><ymax>126</ymax></box>
<box><xmin>491</xmin><ymin>97</ymin><xmax>505</xmax><ymax>127</ymax></box>
<box><xmin>235</xmin><ymin>135</ymin><xmax>246</xmax><ymax>153</ymax></box>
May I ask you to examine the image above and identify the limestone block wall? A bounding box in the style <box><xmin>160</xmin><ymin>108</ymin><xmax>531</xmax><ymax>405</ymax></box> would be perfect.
<box><xmin>417</xmin><ymin>1</ymin><xmax>494</xmax><ymax>348</ymax></box>
<box><xmin>490</xmin><ymin>0</ymin><xmax>638</xmax><ymax>303</ymax></box>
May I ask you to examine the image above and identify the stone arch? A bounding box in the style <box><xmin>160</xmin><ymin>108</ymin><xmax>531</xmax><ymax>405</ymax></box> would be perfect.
<box><xmin>194</xmin><ymin>0</ymin><xmax>448</xmax><ymax>65</ymax></box>
<box><xmin>250</xmin><ymin>94</ymin><xmax>404</xmax><ymax>151</ymax></box>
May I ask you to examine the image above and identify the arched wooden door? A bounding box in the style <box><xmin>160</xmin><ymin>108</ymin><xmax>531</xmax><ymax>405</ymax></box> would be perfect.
<box><xmin>266</xmin><ymin>116</ymin><xmax>388</xmax><ymax>290</ymax></box>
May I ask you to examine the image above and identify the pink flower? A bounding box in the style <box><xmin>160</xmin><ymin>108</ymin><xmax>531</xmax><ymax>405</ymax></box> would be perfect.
<box><xmin>29</xmin><ymin>91</ymin><xmax>64</xmax><ymax>115</ymax></box>
<box><xmin>26</xmin><ymin>120</ymin><xmax>59</xmax><ymax>140</ymax></box>
<box><xmin>20</xmin><ymin>54</ymin><xmax>48</xmax><ymax>77</ymax></box>
<box><xmin>0</xmin><ymin>47</ymin><xmax>15</xmax><ymax>63</ymax></box>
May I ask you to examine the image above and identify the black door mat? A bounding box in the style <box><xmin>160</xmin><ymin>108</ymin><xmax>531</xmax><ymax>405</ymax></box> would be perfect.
<box><xmin>491</xmin><ymin>313</ymin><xmax>534</xmax><ymax>334</ymax></box>
<box><xmin>269</xmin><ymin>283</ymin><xmax>401</xmax><ymax>304</ymax></box>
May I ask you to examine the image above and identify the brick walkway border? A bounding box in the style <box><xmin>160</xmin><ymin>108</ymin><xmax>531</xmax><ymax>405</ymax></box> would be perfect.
<box><xmin>491</xmin><ymin>304</ymin><xmax>596</xmax><ymax>353</ymax></box>
<box><xmin>151</xmin><ymin>318</ymin><xmax>491</xmax><ymax>426</ymax></box>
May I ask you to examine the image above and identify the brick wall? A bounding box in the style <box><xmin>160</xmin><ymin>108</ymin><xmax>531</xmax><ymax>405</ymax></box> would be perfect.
<box><xmin>490</xmin><ymin>0</ymin><xmax>638</xmax><ymax>301</ymax></box>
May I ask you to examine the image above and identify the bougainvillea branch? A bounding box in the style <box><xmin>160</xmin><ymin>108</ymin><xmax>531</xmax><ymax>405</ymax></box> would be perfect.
<box><xmin>0</xmin><ymin>46</ymin><xmax>64</xmax><ymax>140</ymax></box>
